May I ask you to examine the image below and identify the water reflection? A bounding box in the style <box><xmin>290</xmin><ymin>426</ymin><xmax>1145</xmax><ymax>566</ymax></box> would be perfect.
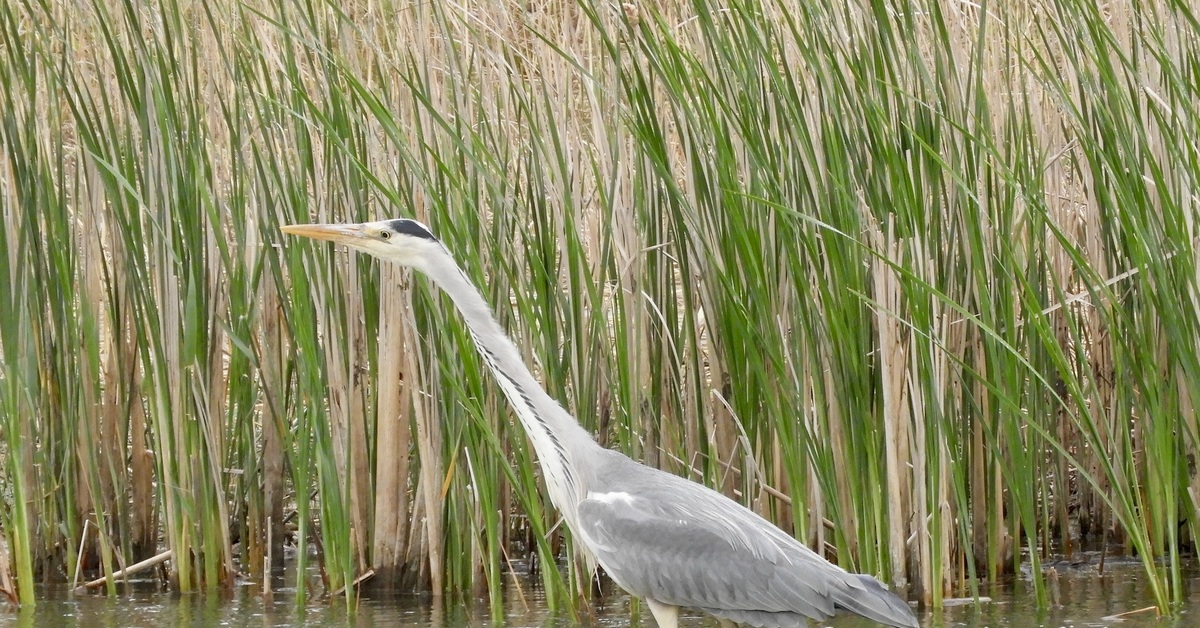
<box><xmin>2</xmin><ymin>558</ymin><xmax>1197</xmax><ymax>627</ymax></box>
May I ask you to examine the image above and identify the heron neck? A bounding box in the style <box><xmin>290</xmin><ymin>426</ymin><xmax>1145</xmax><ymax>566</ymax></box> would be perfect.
<box><xmin>423</xmin><ymin>257</ymin><xmax>600</xmax><ymax>510</ymax></box>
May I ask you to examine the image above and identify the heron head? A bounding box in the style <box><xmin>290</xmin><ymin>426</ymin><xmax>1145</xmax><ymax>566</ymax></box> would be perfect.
<box><xmin>282</xmin><ymin>218</ymin><xmax>441</xmax><ymax>270</ymax></box>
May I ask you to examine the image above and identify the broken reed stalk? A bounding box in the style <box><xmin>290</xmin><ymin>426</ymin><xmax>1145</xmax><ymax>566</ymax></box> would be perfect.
<box><xmin>74</xmin><ymin>550</ymin><xmax>174</xmax><ymax>593</ymax></box>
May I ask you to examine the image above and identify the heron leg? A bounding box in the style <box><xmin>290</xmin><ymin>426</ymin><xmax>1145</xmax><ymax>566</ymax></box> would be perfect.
<box><xmin>644</xmin><ymin>598</ymin><xmax>679</xmax><ymax>628</ymax></box>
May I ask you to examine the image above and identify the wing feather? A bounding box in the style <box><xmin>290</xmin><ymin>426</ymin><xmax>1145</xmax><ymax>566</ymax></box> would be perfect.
<box><xmin>576</xmin><ymin>467</ymin><xmax>846</xmax><ymax>621</ymax></box>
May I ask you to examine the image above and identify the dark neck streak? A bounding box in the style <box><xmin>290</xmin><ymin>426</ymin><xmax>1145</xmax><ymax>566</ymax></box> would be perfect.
<box><xmin>423</xmin><ymin>257</ymin><xmax>599</xmax><ymax>512</ymax></box>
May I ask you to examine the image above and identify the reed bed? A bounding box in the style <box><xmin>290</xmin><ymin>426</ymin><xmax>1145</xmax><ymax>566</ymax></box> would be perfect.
<box><xmin>1</xmin><ymin>0</ymin><xmax>1197</xmax><ymax>617</ymax></box>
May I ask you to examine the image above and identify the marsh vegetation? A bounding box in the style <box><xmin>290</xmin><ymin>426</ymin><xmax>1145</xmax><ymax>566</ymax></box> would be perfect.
<box><xmin>1</xmin><ymin>0</ymin><xmax>1198</xmax><ymax>620</ymax></box>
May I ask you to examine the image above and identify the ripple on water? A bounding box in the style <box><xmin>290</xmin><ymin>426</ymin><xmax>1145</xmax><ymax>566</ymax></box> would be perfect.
<box><xmin>3</xmin><ymin>559</ymin><xmax>1198</xmax><ymax>628</ymax></box>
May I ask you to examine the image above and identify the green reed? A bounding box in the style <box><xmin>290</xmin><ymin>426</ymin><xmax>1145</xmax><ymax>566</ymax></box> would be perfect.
<box><xmin>1</xmin><ymin>0</ymin><xmax>1197</xmax><ymax>620</ymax></box>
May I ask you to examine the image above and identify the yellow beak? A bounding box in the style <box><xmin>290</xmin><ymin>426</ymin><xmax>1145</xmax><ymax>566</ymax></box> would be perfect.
<box><xmin>280</xmin><ymin>223</ymin><xmax>365</xmax><ymax>245</ymax></box>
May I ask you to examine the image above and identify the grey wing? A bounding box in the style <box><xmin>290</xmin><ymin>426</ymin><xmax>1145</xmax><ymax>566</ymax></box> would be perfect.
<box><xmin>575</xmin><ymin>475</ymin><xmax>846</xmax><ymax>623</ymax></box>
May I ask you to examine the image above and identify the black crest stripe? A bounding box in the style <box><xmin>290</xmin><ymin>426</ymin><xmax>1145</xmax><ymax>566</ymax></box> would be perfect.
<box><xmin>388</xmin><ymin>219</ymin><xmax>435</xmax><ymax>240</ymax></box>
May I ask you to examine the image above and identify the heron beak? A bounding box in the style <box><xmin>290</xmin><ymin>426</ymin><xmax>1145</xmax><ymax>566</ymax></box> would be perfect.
<box><xmin>280</xmin><ymin>222</ymin><xmax>365</xmax><ymax>245</ymax></box>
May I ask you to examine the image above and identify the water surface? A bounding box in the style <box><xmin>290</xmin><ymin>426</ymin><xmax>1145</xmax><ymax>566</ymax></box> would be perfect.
<box><xmin>2</xmin><ymin>556</ymin><xmax>1196</xmax><ymax>627</ymax></box>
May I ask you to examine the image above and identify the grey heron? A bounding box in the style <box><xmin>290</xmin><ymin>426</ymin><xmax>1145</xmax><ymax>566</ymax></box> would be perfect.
<box><xmin>282</xmin><ymin>218</ymin><xmax>919</xmax><ymax>628</ymax></box>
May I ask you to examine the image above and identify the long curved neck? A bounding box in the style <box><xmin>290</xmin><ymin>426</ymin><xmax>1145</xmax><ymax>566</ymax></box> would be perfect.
<box><xmin>421</xmin><ymin>250</ymin><xmax>599</xmax><ymax>524</ymax></box>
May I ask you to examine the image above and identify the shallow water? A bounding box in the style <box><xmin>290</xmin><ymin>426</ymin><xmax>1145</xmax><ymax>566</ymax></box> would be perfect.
<box><xmin>2</xmin><ymin>556</ymin><xmax>1196</xmax><ymax>627</ymax></box>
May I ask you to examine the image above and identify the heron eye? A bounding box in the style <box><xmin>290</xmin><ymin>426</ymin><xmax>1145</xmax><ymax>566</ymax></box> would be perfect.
<box><xmin>380</xmin><ymin>231</ymin><xmax>391</xmax><ymax>240</ymax></box>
